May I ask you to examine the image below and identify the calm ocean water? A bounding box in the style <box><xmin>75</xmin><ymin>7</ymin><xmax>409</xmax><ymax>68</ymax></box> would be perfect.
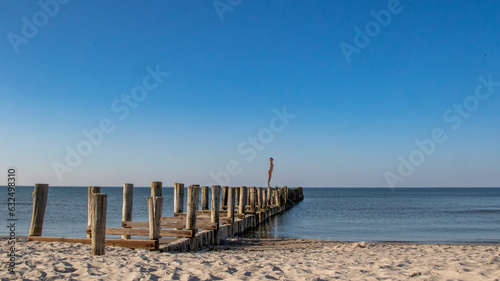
<box><xmin>1</xmin><ymin>187</ymin><xmax>499</xmax><ymax>243</ymax></box>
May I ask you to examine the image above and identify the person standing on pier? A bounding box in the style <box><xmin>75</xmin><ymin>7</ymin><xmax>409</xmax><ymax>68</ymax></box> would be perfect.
<box><xmin>268</xmin><ymin>157</ymin><xmax>274</xmax><ymax>188</ymax></box>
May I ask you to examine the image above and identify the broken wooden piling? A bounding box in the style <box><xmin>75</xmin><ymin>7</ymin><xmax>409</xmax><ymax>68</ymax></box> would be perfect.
<box><xmin>91</xmin><ymin>193</ymin><xmax>107</xmax><ymax>255</ymax></box>
<box><xmin>29</xmin><ymin>183</ymin><xmax>49</xmax><ymax>236</ymax></box>
<box><xmin>122</xmin><ymin>183</ymin><xmax>133</xmax><ymax>239</ymax></box>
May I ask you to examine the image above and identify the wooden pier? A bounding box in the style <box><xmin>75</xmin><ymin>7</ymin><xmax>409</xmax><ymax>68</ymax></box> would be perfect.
<box><xmin>27</xmin><ymin>183</ymin><xmax>304</xmax><ymax>255</ymax></box>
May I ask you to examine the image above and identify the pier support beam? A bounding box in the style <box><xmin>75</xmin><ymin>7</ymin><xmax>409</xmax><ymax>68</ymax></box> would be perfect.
<box><xmin>91</xmin><ymin>193</ymin><xmax>107</xmax><ymax>255</ymax></box>
<box><xmin>238</xmin><ymin>186</ymin><xmax>247</xmax><ymax>217</ymax></box>
<box><xmin>151</xmin><ymin>181</ymin><xmax>162</xmax><ymax>198</ymax></box>
<box><xmin>211</xmin><ymin>185</ymin><xmax>220</xmax><ymax>245</ymax></box>
<box><xmin>186</xmin><ymin>185</ymin><xmax>199</xmax><ymax>251</ymax></box>
<box><xmin>173</xmin><ymin>183</ymin><xmax>185</xmax><ymax>236</ymax></box>
<box><xmin>249</xmin><ymin>187</ymin><xmax>256</xmax><ymax>213</ymax></box>
<box><xmin>174</xmin><ymin>183</ymin><xmax>184</xmax><ymax>214</ymax></box>
<box><xmin>221</xmin><ymin>186</ymin><xmax>228</xmax><ymax>210</ymax></box>
<box><xmin>29</xmin><ymin>183</ymin><xmax>49</xmax><ymax>236</ymax></box>
<box><xmin>87</xmin><ymin>186</ymin><xmax>101</xmax><ymax>238</ymax></box>
<box><xmin>122</xmin><ymin>183</ymin><xmax>133</xmax><ymax>239</ymax></box>
<box><xmin>227</xmin><ymin>187</ymin><xmax>235</xmax><ymax>222</ymax></box>
<box><xmin>257</xmin><ymin>187</ymin><xmax>262</xmax><ymax>210</ymax></box>
<box><xmin>235</xmin><ymin>188</ymin><xmax>240</xmax><ymax>208</ymax></box>
<box><xmin>201</xmin><ymin>186</ymin><xmax>209</xmax><ymax>211</ymax></box>
<box><xmin>148</xmin><ymin>195</ymin><xmax>163</xmax><ymax>250</ymax></box>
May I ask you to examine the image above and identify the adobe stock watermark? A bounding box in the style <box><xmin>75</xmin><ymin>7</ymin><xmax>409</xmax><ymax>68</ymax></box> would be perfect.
<box><xmin>206</xmin><ymin>106</ymin><xmax>295</xmax><ymax>186</ymax></box>
<box><xmin>384</xmin><ymin>74</ymin><xmax>500</xmax><ymax>188</ymax></box>
<box><xmin>339</xmin><ymin>0</ymin><xmax>406</xmax><ymax>64</ymax></box>
<box><xmin>51</xmin><ymin>65</ymin><xmax>169</xmax><ymax>182</ymax></box>
<box><xmin>7</xmin><ymin>0</ymin><xmax>70</xmax><ymax>54</ymax></box>
<box><xmin>213</xmin><ymin>0</ymin><xmax>242</xmax><ymax>22</ymax></box>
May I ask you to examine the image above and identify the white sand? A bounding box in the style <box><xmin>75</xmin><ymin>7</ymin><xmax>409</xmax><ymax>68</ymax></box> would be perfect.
<box><xmin>1</xmin><ymin>237</ymin><xmax>499</xmax><ymax>280</ymax></box>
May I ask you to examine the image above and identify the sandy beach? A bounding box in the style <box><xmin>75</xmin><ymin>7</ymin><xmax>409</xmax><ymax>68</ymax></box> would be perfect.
<box><xmin>1</xmin><ymin>237</ymin><xmax>499</xmax><ymax>280</ymax></box>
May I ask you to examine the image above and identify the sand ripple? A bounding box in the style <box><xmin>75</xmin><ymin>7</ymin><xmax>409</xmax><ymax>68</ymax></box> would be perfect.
<box><xmin>1</xmin><ymin>237</ymin><xmax>499</xmax><ymax>280</ymax></box>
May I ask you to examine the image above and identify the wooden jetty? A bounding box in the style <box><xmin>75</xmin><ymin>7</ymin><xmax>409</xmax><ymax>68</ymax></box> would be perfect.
<box><xmin>27</xmin><ymin>182</ymin><xmax>304</xmax><ymax>255</ymax></box>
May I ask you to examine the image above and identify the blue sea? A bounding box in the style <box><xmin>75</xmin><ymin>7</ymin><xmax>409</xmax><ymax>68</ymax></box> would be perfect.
<box><xmin>1</xmin><ymin>187</ymin><xmax>499</xmax><ymax>244</ymax></box>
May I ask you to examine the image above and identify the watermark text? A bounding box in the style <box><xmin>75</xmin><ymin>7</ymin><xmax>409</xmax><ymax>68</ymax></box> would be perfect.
<box><xmin>213</xmin><ymin>0</ymin><xmax>242</xmax><ymax>22</ymax></box>
<box><xmin>7</xmin><ymin>0</ymin><xmax>70</xmax><ymax>54</ymax></box>
<box><xmin>207</xmin><ymin>106</ymin><xmax>295</xmax><ymax>186</ymax></box>
<box><xmin>6</xmin><ymin>168</ymin><xmax>17</xmax><ymax>273</ymax></box>
<box><xmin>340</xmin><ymin>0</ymin><xmax>404</xmax><ymax>63</ymax></box>
<box><xmin>51</xmin><ymin>65</ymin><xmax>169</xmax><ymax>182</ymax></box>
<box><xmin>385</xmin><ymin>74</ymin><xmax>500</xmax><ymax>187</ymax></box>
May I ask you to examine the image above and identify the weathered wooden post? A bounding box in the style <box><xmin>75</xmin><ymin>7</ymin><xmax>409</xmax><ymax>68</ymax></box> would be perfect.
<box><xmin>283</xmin><ymin>186</ymin><xmax>288</xmax><ymax>205</ymax></box>
<box><xmin>91</xmin><ymin>193</ymin><xmax>107</xmax><ymax>255</ymax></box>
<box><xmin>174</xmin><ymin>183</ymin><xmax>184</xmax><ymax>214</ymax></box>
<box><xmin>148</xmin><ymin>195</ymin><xmax>163</xmax><ymax>250</ymax></box>
<box><xmin>221</xmin><ymin>186</ymin><xmax>228</xmax><ymax>210</ymax></box>
<box><xmin>235</xmin><ymin>187</ymin><xmax>240</xmax><ymax>208</ymax></box>
<box><xmin>249</xmin><ymin>187</ymin><xmax>256</xmax><ymax>213</ymax></box>
<box><xmin>261</xmin><ymin>188</ymin><xmax>267</xmax><ymax>222</ymax></box>
<box><xmin>87</xmin><ymin>186</ymin><xmax>101</xmax><ymax>238</ymax></box>
<box><xmin>227</xmin><ymin>187</ymin><xmax>235</xmax><ymax>222</ymax></box>
<box><xmin>274</xmin><ymin>188</ymin><xmax>278</xmax><ymax>210</ymax></box>
<box><xmin>268</xmin><ymin>188</ymin><xmax>273</xmax><ymax>207</ymax></box>
<box><xmin>211</xmin><ymin>185</ymin><xmax>221</xmax><ymax>245</ymax></box>
<box><xmin>254</xmin><ymin>187</ymin><xmax>258</xmax><ymax>208</ymax></box>
<box><xmin>267</xmin><ymin>187</ymin><xmax>271</xmax><ymax>207</ymax></box>
<box><xmin>186</xmin><ymin>185</ymin><xmax>199</xmax><ymax>251</ymax></box>
<box><xmin>147</xmin><ymin>181</ymin><xmax>163</xmax><ymax>250</ymax></box>
<box><xmin>238</xmin><ymin>186</ymin><xmax>247</xmax><ymax>216</ymax></box>
<box><xmin>274</xmin><ymin>188</ymin><xmax>278</xmax><ymax>207</ymax></box>
<box><xmin>263</xmin><ymin>188</ymin><xmax>267</xmax><ymax>209</ymax></box>
<box><xmin>279</xmin><ymin>187</ymin><xmax>283</xmax><ymax>208</ymax></box>
<box><xmin>276</xmin><ymin>187</ymin><xmax>279</xmax><ymax>206</ymax></box>
<box><xmin>277</xmin><ymin>188</ymin><xmax>282</xmax><ymax>209</ymax></box>
<box><xmin>29</xmin><ymin>183</ymin><xmax>49</xmax><ymax>236</ymax></box>
<box><xmin>277</xmin><ymin>189</ymin><xmax>282</xmax><ymax>209</ymax></box>
<box><xmin>122</xmin><ymin>183</ymin><xmax>133</xmax><ymax>239</ymax></box>
<box><xmin>257</xmin><ymin>187</ymin><xmax>263</xmax><ymax>223</ymax></box>
<box><xmin>201</xmin><ymin>186</ymin><xmax>209</xmax><ymax>211</ymax></box>
<box><xmin>151</xmin><ymin>181</ymin><xmax>162</xmax><ymax>198</ymax></box>
<box><xmin>257</xmin><ymin>187</ymin><xmax>262</xmax><ymax>210</ymax></box>
<box><xmin>282</xmin><ymin>186</ymin><xmax>288</xmax><ymax>207</ymax></box>
<box><xmin>173</xmin><ymin>183</ymin><xmax>184</xmax><ymax>236</ymax></box>
<box><xmin>270</xmin><ymin>188</ymin><xmax>274</xmax><ymax>206</ymax></box>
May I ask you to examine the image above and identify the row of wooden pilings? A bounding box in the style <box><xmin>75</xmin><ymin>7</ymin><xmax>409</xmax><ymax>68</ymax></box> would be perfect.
<box><xmin>27</xmin><ymin>183</ymin><xmax>304</xmax><ymax>255</ymax></box>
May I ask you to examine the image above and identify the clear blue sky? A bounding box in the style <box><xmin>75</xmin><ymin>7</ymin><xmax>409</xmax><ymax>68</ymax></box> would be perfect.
<box><xmin>1</xmin><ymin>0</ymin><xmax>499</xmax><ymax>187</ymax></box>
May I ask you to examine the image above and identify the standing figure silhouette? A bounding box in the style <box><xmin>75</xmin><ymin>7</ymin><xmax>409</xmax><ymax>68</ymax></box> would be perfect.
<box><xmin>268</xmin><ymin>157</ymin><xmax>274</xmax><ymax>188</ymax></box>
